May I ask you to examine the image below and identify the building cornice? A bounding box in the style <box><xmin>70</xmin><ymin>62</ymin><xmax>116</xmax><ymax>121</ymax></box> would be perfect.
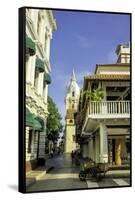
<box><xmin>46</xmin><ymin>10</ymin><xmax>57</xmax><ymax>32</ymax></box>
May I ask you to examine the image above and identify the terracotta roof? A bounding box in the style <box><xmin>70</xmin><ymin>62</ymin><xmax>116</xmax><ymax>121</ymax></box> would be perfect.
<box><xmin>65</xmin><ymin>109</ymin><xmax>77</xmax><ymax>119</ymax></box>
<box><xmin>85</xmin><ymin>74</ymin><xmax>130</xmax><ymax>80</ymax></box>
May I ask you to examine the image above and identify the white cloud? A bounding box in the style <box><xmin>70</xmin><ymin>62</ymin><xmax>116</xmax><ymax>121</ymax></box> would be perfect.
<box><xmin>74</xmin><ymin>33</ymin><xmax>95</xmax><ymax>48</ymax></box>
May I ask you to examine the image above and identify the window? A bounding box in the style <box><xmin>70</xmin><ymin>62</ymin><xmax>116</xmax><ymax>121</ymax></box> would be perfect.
<box><xmin>72</xmin><ymin>91</ymin><xmax>75</xmax><ymax>97</ymax></box>
<box><xmin>69</xmin><ymin>119</ymin><xmax>73</xmax><ymax>123</ymax></box>
<box><xmin>28</xmin><ymin>130</ymin><xmax>33</xmax><ymax>153</ymax></box>
<box><xmin>72</xmin><ymin>104</ymin><xmax>74</xmax><ymax>109</ymax></box>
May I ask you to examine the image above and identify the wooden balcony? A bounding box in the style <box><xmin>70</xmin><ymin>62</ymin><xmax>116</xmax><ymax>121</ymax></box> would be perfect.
<box><xmin>82</xmin><ymin>100</ymin><xmax>130</xmax><ymax>133</ymax></box>
<box><xmin>88</xmin><ymin>100</ymin><xmax>130</xmax><ymax>117</ymax></box>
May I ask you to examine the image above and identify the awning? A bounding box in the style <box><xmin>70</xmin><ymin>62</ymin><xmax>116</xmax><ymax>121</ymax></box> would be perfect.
<box><xmin>44</xmin><ymin>72</ymin><xmax>51</xmax><ymax>84</ymax></box>
<box><xmin>26</xmin><ymin>36</ymin><xmax>36</xmax><ymax>56</ymax></box>
<box><xmin>35</xmin><ymin>58</ymin><xmax>45</xmax><ymax>72</ymax></box>
<box><xmin>35</xmin><ymin>117</ymin><xmax>44</xmax><ymax>131</ymax></box>
<box><xmin>26</xmin><ymin>108</ymin><xmax>42</xmax><ymax>130</ymax></box>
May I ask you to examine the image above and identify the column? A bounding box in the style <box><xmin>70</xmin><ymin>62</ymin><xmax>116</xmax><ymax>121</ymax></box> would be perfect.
<box><xmin>121</xmin><ymin>137</ymin><xmax>127</xmax><ymax>164</ymax></box>
<box><xmin>37</xmin><ymin>72</ymin><xmax>44</xmax><ymax>96</ymax></box>
<box><xmin>88</xmin><ymin>139</ymin><xmax>94</xmax><ymax>160</ymax></box>
<box><xmin>30</xmin><ymin>10</ymin><xmax>38</xmax><ymax>32</ymax></box>
<box><xmin>99</xmin><ymin>123</ymin><xmax>108</xmax><ymax>163</ymax></box>
<box><xmin>46</xmin><ymin>34</ymin><xmax>51</xmax><ymax>60</ymax></box>
<box><xmin>102</xmin><ymin>84</ymin><xmax>107</xmax><ymax>101</ymax></box>
<box><xmin>93</xmin><ymin>137</ymin><xmax>95</xmax><ymax>162</ymax></box>
<box><xmin>25</xmin><ymin>127</ymin><xmax>30</xmax><ymax>162</ymax></box>
<box><xmin>90</xmin><ymin>139</ymin><xmax>94</xmax><ymax>160</ymax></box>
<box><xmin>115</xmin><ymin>138</ymin><xmax>122</xmax><ymax>166</ymax></box>
<box><xmin>44</xmin><ymin>84</ymin><xmax>48</xmax><ymax>104</ymax></box>
<box><xmin>30</xmin><ymin>55</ymin><xmax>36</xmax><ymax>86</ymax></box>
<box><xmin>45</xmin><ymin>31</ymin><xmax>51</xmax><ymax>60</ymax></box>
<box><xmin>39</xmin><ymin>17</ymin><xmax>45</xmax><ymax>45</ymax></box>
<box><xmin>26</xmin><ymin>55</ymin><xmax>33</xmax><ymax>83</ymax></box>
<box><xmin>102</xmin><ymin>84</ymin><xmax>107</xmax><ymax>114</ymax></box>
<box><xmin>95</xmin><ymin>134</ymin><xmax>100</xmax><ymax>163</ymax></box>
<box><xmin>83</xmin><ymin>143</ymin><xmax>88</xmax><ymax>158</ymax></box>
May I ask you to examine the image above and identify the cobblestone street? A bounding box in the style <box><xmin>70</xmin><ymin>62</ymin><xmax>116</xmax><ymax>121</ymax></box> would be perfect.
<box><xmin>27</xmin><ymin>154</ymin><xmax>130</xmax><ymax>192</ymax></box>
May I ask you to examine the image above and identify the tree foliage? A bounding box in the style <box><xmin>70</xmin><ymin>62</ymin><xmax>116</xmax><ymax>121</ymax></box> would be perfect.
<box><xmin>46</xmin><ymin>96</ymin><xmax>63</xmax><ymax>142</ymax></box>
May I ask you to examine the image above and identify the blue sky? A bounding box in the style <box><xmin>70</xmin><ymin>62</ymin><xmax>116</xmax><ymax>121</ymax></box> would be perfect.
<box><xmin>48</xmin><ymin>10</ymin><xmax>130</xmax><ymax>128</ymax></box>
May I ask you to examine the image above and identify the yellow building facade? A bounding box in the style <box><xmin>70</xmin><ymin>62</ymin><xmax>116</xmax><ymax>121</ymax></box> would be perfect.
<box><xmin>64</xmin><ymin>70</ymin><xmax>80</xmax><ymax>153</ymax></box>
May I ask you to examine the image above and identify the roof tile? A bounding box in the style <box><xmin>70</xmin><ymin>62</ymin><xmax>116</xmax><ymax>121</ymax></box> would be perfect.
<box><xmin>85</xmin><ymin>74</ymin><xmax>130</xmax><ymax>80</ymax></box>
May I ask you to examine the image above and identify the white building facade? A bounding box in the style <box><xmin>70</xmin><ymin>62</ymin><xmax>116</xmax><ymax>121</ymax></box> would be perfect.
<box><xmin>76</xmin><ymin>43</ymin><xmax>130</xmax><ymax>167</ymax></box>
<box><xmin>25</xmin><ymin>9</ymin><xmax>57</xmax><ymax>172</ymax></box>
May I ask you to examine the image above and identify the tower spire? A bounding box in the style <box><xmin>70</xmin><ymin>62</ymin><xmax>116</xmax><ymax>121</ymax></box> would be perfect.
<box><xmin>71</xmin><ymin>68</ymin><xmax>76</xmax><ymax>82</ymax></box>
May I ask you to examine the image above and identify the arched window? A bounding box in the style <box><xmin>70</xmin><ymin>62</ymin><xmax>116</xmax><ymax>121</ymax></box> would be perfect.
<box><xmin>72</xmin><ymin>91</ymin><xmax>75</xmax><ymax>97</ymax></box>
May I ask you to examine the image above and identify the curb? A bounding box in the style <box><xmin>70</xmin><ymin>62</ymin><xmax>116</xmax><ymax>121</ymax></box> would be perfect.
<box><xmin>26</xmin><ymin>166</ymin><xmax>54</xmax><ymax>188</ymax></box>
<box><xmin>105</xmin><ymin>173</ymin><xmax>130</xmax><ymax>179</ymax></box>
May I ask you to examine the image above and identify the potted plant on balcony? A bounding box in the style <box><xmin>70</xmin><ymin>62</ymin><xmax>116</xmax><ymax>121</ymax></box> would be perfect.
<box><xmin>83</xmin><ymin>87</ymin><xmax>104</xmax><ymax>114</ymax></box>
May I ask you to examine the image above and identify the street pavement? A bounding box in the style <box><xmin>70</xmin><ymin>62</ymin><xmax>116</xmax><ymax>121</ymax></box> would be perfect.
<box><xmin>27</xmin><ymin>154</ymin><xmax>130</xmax><ymax>192</ymax></box>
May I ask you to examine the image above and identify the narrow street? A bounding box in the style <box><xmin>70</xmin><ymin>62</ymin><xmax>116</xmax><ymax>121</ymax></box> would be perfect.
<box><xmin>27</xmin><ymin>154</ymin><xmax>130</xmax><ymax>192</ymax></box>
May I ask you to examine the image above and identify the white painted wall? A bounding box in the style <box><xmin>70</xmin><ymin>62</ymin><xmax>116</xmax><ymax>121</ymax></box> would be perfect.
<box><xmin>26</xmin><ymin>9</ymin><xmax>57</xmax><ymax>162</ymax></box>
<box><xmin>26</xmin><ymin>127</ymin><xmax>38</xmax><ymax>162</ymax></box>
<box><xmin>96</xmin><ymin>67</ymin><xmax>130</xmax><ymax>75</ymax></box>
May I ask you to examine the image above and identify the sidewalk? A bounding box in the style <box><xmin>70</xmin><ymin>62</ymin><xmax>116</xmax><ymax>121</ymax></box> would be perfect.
<box><xmin>26</xmin><ymin>157</ymin><xmax>54</xmax><ymax>188</ymax></box>
<box><xmin>75</xmin><ymin>156</ymin><xmax>130</xmax><ymax>178</ymax></box>
<box><xmin>105</xmin><ymin>169</ymin><xmax>130</xmax><ymax>178</ymax></box>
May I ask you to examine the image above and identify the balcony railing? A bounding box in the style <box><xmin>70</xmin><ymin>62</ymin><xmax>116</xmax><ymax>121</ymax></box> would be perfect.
<box><xmin>88</xmin><ymin>101</ymin><xmax>130</xmax><ymax>115</ymax></box>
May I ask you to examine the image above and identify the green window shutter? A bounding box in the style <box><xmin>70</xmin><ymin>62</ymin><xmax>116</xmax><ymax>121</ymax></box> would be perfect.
<box><xmin>26</xmin><ymin>108</ymin><xmax>35</xmax><ymax>127</ymax></box>
<box><xmin>44</xmin><ymin>72</ymin><xmax>51</xmax><ymax>84</ymax></box>
<box><xmin>26</xmin><ymin>36</ymin><xmax>36</xmax><ymax>56</ymax></box>
<box><xmin>35</xmin><ymin>58</ymin><xmax>45</xmax><ymax>72</ymax></box>
<box><xmin>35</xmin><ymin>117</ymin><xmax>44</xmax><ymax>131</ymax></box>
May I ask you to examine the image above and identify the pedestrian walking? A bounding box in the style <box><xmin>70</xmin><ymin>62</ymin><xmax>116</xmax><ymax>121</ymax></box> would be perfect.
<box><xmin>50</xmin><ymin>149</ymin><xmax>53</xmax><ymax>158</ymax></box>
<box><xmin>71</xmin><ymin>150</ymin><xmax>74</xmax><ymax>164</ymax></box>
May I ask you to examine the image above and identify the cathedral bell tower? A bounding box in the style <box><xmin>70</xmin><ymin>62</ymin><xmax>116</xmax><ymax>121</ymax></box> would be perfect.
<box><xmin>64</xmin><ymin>69</ymin><xmax>80</xmax><ymax>153</ymax></box>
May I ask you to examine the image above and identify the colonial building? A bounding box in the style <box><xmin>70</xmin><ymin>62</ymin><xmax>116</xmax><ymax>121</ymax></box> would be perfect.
<box><xmin>116</xmin><ymin>43</ymin><xmax>130</xmax><ymax>63</ymax></box>
<box><xmin>76</xmin><ymin>43</ymin><xmax>130</xmax><ymax>166</ymax></box>
<box><xmin>25</xmin><ymin>9</ymin><xmax>57</xmax><ymax>172</ymax></box>
<box><xmin>64</xmin><ymin>70</ymin><xmax>80</xmax><ymax>153</ymax></box>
